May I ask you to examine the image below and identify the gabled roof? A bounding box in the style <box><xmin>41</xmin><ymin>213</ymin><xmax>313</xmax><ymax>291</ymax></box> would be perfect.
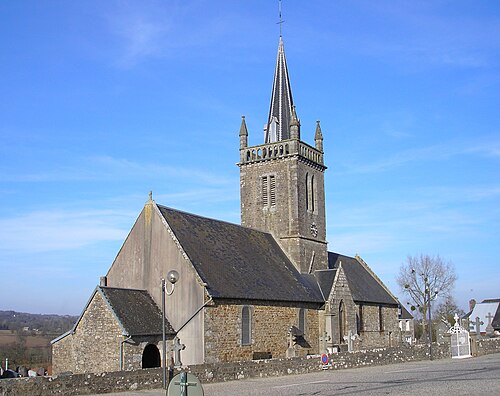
<box><xmin>99</xmin><ymin>286</ymin><xmax>175</xmax><ymax>336</ymax></box>
<box><xmin>328</xmin><ymin>252</ymin><xmax>398</xmax><ymax>306</ymax></box>
<box><xmin>313</xmin><ymin>269</ymin><xmax>337</xmax><ymax>300</ymax></box>
<box><xmin>399</xmin><ymin>305</ymin><xmax>414</xmax><ymax>320</ymax></box>
<box><xmin>469</xmin><ymin>301</ymin><xmax>500</xmax><ymax>331</ymax></box>
<box><xmin>158</xmin><ymin>205</ymin><xmax>324</xmax><ymax>305</ymax></box>
<box><xmin>52</xmin><ymin>286</ymin><xmax>175</xmax><ymax>344</ymax></box>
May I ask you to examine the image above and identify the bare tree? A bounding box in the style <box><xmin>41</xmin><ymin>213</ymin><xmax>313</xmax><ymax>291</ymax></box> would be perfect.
<box><xmin>435</xmin><ymin>295</ymin><xmax>465</xmax><ymax>326</ymax></box>
<box><xmin>397</xmin><ymin>254</ymin><xmax>457</xmax><ymax>340</ymax></box>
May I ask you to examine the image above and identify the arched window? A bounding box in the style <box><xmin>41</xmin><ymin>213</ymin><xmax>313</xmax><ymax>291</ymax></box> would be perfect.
<box><xmin>298</xmin><ymin>308</ymin><xmax>307</xmax><ymax>335</ymax></box>
<box><xmin>305</xmin><ymin>173</ymin><xmax>309</xmax><ymax>210</ymax></box>
<box><xmin>311</xmin><ymin>175</ymin><xmax>315</xmax><ymax>213</ymax></box>
<box><xmin>339</xmin><ymin>300</ymin><xmax>346</xmax><ymax>344</ymax></box>
<box><xmin>241</xmin><ymin>306</ymin><xmax>251</xmax><ymax>345</ymax></box>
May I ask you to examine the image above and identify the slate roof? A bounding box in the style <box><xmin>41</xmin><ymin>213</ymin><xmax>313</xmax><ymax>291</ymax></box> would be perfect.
<box><xmin>399</xmin><ymin>305</ymin><xmax>414</xmax><ymax>320</ymax></box>
<box><xmin>158</xmin><ymin>205</ymin><xmax>324</xmax><ymax>305</ymax></box>
<box><xmin>99</xmin><ymin>286</ymin><xmax>175</xmax><ymax>336</ymax></box>
<box><xmin>265</xmin><ymin>36</ymin><xmax>294</xmax><ymax>143</ymax></box>
<box><xmin>328</xmin><ymin>252</ymin><xmax>398</xmax><ymax>306</ymax></box>
<box><xmin>469</xmin><ymin>302</ymin><xmax>500</xmax><ymax>331</ymax></box>
<box><xmin>313</xmin><ymin>269</ymin><xmax>337</xmax><ymax>300</ymax></box>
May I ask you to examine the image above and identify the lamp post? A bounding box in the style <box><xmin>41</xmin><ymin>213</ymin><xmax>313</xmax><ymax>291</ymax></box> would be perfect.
<box><xmin>426</xmin><ymin>284</ymin><xmax>438</xmax><ymax>360</ymax></box>
<box><xmin>162</xmin><ymin>270</ymin><xmax>179</xmax><ymax>391</ymax></box>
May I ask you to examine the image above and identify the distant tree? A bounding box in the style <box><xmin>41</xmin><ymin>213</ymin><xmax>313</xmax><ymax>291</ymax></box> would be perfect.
<box><xmin>397</xmin><ymin>254</ymin><xmax>457</xmax><ymax>340</ymax></box>
<box><xmin>435</xmin><ymin>295</ymin><xmax>465</xmax><ymax>326</ymax></box>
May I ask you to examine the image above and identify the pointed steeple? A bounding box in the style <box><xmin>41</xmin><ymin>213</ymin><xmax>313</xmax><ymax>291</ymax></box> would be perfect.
<box><xmin>264</xmin><ymin>36</ymin><xmax>294</xmax><ymax>143</ymax></box>
<box><xmin>239</xmin><ymin>115</ymin><xmax>248</xmax><ymax>149</ymax></box>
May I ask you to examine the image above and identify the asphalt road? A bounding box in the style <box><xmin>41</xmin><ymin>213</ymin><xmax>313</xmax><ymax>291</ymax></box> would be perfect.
<box><xmin>97</xmin><ymin>353</ymin><xmax>500</xmax><ymax>396</ymax></box>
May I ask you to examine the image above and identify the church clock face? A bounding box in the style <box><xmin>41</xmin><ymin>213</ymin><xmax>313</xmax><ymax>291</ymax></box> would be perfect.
<box><xmin>310</xmin><ymin>222</ymin><xmax>318</xmax><ymax>237</ymax></box>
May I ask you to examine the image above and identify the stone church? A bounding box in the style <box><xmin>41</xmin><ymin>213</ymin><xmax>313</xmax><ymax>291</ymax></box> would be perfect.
<box><xmin>52</xmin><ymin>35</ymin><xmax>401</xmax><ymax>374</ymax></box>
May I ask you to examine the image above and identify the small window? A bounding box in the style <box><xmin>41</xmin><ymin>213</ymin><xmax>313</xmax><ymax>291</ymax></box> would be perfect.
<box><xmin>241</xmin><ymin>306</ymin><xmax>251</xmax><ymax>345</ymax></box>
<box><xmin>379</xmin><ymin>306</ymin><xmax>383</xmax><ymax>331</ymax></box>
<box><xmin>358</xmin><ymin>304</ymin><xmax>364</xmax><ymax>332</ymax></box>
<box><xmin>298</xmin><ymin>308</ymin><xmax>306</xmax><ymax>335</ymax></box>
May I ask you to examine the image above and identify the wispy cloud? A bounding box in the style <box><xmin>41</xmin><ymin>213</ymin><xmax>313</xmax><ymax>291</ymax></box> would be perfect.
<box><xmin>0</xmin><ymin>209</ymin><xmax>129</xmax><ymax>253</ymax></box>
<box><xmin>339</xmin><ymin>136</ymin><xmax>500</xmax><ymax>175</ymax></box>
<box><xmin>331</xmin><ymin>1</ymin><xmax>500</xmax><ymax>70</ymax></box>
<box><xmin>1</xmin><ymin>155</ymin><xmax>235</xmax><ymax>186</ymax></box>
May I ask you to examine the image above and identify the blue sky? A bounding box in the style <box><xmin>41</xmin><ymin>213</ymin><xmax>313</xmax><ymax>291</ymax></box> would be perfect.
<box><xmin>1</xmin><ymin>1</ymin><xmax>499</xmax><ymax>315</ymax></box>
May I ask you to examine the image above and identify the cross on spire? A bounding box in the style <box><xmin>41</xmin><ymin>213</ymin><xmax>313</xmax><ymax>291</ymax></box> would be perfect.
<box><xmin>277</xmin><ymin>0</ymin><xmax>285</xmax><ymax>37</ymax></box>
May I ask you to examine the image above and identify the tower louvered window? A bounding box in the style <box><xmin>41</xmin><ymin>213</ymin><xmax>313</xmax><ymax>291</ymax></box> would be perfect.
<box><xmin>261</xmin><ymin>175</ymin><xmax>276</xmax><ymax>208</ymax></box>
<box><xmin>269</xmin><ymin>175</ymin><xmax>276</xmax><ymax>206</ymax></box>
<box><xmin>262</xmin><ymin>176</ymin><xmax>268</xmax><ymax>206</ymax></box>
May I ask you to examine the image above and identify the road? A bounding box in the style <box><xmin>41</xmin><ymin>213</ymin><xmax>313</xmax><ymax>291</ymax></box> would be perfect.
<box><xmin>97</xmin><ymin>353</ymin><xmax>500</xmax><ymax>396</ymax></box>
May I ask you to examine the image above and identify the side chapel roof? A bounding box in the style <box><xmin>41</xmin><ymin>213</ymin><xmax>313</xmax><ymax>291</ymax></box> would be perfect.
<box><xmin>99</xmin><ymin>286</ymin><xmax>175</xmax><ymax>336</ymax></box>
<box><xmin>52</xmin><ymin>286</ymin><xmax>175</xmax><ymax>344</ymax></box>
<box><xmin>328</xmin><ymin>252</ymin><xmax>399</xmax><ymax>306</ymax></box>
<box><xmin>157</xmin><ymin>205</ymin><xmax>324</xmax><ymax>305</ymax></box>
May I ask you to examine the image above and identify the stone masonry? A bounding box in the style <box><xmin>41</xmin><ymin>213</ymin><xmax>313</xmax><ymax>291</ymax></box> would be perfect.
<box><xmin>52</xmin><ymin>292</ymin><xmax>156</xmax><ymax>374</ymax></box>
<box><xmin>204</xmin><ymin>301</ymin><xmax>319</xmax><ymax>363</ymax></box>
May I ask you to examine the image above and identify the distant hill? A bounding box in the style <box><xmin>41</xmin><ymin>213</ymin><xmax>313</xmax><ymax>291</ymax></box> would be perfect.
<box><xmin>0</xmin><ymin>310</ymin><xmax>78</xmax><ymax>335</ymax></box>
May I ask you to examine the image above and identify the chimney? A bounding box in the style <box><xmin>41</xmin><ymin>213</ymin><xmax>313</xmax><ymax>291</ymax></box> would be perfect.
<box><xmin>100</xmin><ymin>276</ymin><xmax>107</xmax><ymax>287</ymax></box>
<box><xmin>469</xmin><ymin>299</ymin><xmax>476</xmax><ymax>312</ymax></box>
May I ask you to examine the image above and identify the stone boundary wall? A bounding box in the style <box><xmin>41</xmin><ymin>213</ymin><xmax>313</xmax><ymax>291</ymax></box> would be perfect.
<box><xmin>1</xmin><ymin>339</ymin><xmax>499</xmax><ymax>396</ymax></box>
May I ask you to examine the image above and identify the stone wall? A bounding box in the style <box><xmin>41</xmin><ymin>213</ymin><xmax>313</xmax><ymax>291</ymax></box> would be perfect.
<box><xmin>52</xmin><ymin>292</ymin><xmax>124</xmax><ymax>374</ymax></box>
<box><xmin>359</xmin><ymin>305</ymin><xmax>400</xmax><ymax>348</ymax></box>
<box><xmin>204</xmin><ymin>301</ymin><xmax>319</xmax><ymax>363</ymax></box>
<box><xmin>52</xmin><ymin>292</ymin><xmax>156</xmax><ymax>375</ymax></box>
<box><xmin>3</xmin><ymin>340</ymin><xmax>500</xmax><ymax>396</ymax></box>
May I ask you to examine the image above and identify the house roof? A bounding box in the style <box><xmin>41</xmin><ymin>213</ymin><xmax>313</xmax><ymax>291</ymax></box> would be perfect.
<box><xmin>158</xmin><ymin>205</ymin><xmax>324</xmax><ymax>305</ymax></box>
<box><xmin>99</xmin><ymin>286</ymin><xmax>175</xmax><ymax>336</ymax></box>
<box><xmin>328</xmin><ymin>252</ymin><xmax>398</xmax><ymax>306</ymax></box>
<box><xmin>399</xmin><ymin>304</ymin><xmax>414</xmax><ymax>320</ymax></box>
<box><xmin>469</xmin><ymin>302</ymin><xmax>500</xmax><ymax>331</ymax></box>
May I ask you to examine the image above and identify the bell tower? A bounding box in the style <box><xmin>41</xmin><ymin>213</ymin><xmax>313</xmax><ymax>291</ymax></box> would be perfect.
<box><xmin>238</xmin><ymin>36</ymin><xmax>328</xmax><ymax>273</ymax></box>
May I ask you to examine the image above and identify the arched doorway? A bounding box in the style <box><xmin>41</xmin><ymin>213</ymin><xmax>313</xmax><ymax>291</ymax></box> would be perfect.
<box><xmin>339</xmin><ymin>300</ymin><xmax>346</xmax><ymax>344</ymax></box>
<box><xmin>142</xmin><ymin>344</ymin><xmax>161</xmax><ymax>369</ymax></box>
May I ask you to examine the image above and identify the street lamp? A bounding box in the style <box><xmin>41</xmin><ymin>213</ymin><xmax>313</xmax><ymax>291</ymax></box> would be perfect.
<box><xmin>162</xmin><ymin>270</ymin><xmax>179</xmax><ymax>390</ymax></box>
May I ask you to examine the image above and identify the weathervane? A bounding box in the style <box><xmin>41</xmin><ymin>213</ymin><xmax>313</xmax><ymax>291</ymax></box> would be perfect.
<box><xmin>277</xmin><ymin>0</ymin><xmax>285</xmax><ymax>36</ymax></box>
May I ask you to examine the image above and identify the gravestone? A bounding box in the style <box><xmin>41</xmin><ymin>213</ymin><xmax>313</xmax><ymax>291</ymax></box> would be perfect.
<box><xmin>343</xmin><ymin>330</ymin><xmax>356</xmax><ymax>352</ymax></box>
<box><xmin>172</xmin><ymin>337</ymin><xmax>186</xmax><ymax>368</ymax></box>
<box><xmin>472</xmin><ymin>316</ymin><xmax>483</xmax><ymax>340</ymax></box>
<box><xmin>319</xmin><ymin>331</ymin><xmax>331</xmax><ymax>354</ymax></box>
<box><xmin>17</xmin><ymin>366</ymin><xmax>27</xmax><ymax>377</ymax></box>
<box><xmin>448</xmin><ymin>313</ymin><xmax>471</xmax><ymax>359</ymax></box>
<box><xmin>485</xmin><ymin>312</ymin><xmax>495</xmax><ymax>336</ymax></box>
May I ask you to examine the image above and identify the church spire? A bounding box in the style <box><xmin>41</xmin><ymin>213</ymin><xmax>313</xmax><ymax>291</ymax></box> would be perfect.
<box><xmin>264</xmin><ymin>36</ymin><xmax>294</xmax><ymax>143</ymax></box>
